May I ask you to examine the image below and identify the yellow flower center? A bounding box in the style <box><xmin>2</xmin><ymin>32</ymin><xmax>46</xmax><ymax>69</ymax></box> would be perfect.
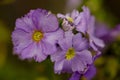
<box><xmin>65</xmin><ymin>48</ymin><xmax>75</xmax><ymax>60</ymax></box>
<box><xmin>66</xmin><ymin>16</ymin><xmax>74</xmax><ymax>23</ymax></box>
<box><xmin>32</xmin><ymin>31</ymin><xmax>43</xmax><ymax>42</ymax></box>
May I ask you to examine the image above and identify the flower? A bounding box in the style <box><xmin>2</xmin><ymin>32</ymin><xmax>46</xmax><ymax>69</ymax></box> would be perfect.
<box><xmin>95</xmin><ymin>22</ymin><xmax>120</xmax><ymax>44</ymax></box>
<box><xmin>51</xmin><ymin>31</ymin><xmax>93</xmax><ymax>74</ymax></box>
<box><xmin>57</xmin><ymin>9</ymin><xmax>80</xmax><ymax>31</ymax></box>
<box><xmin>69</xmin><ymin>64</ymin><xmax>96</xmax><ymax>80</ymax></box>
<box><xmin>74</xmin><ymin>6</ymin><xmax>105</xmax><ymax>51</ymax></box>
<box><xmin>69</xmin><ymin>72</ymin><xmax>81</xmax><ymax>80</ymax></box>
<box><xmin>57</xmin><ymin>6</ymin><xmax>91</xmax><ymax>33</ymax></box>
<box><xmin>12</xmin><ymin>9</ymin><xmax>63</xmax><ymax>62</ymax></box>
<box><xmin>57</xmin><ymin>6</ymin><xmax>105</xmax><ymax>55</ymax></box>
<box><xmin>111</xmin><ymin>24</ymin><xmax>120</xmax><ymax>38</ymax></box>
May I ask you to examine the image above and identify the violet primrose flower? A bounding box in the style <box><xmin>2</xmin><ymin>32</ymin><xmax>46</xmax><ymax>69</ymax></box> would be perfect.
<box><xmin>95</xmin><ymin>23</ymin><xmax>120</xmax><ymax>44</ymax></box>
<box><xmin>69</xmin><ymin>64</ymin><xmax>96</xmax><ymax>80</ymax></box>
<box><xmin>11</xmin><ymin>6</ymin><xmax>105</xmax><ymax>80</ymax></box>
<box><xmin>57</xmin><ymin>6</ymin><xmax>104</xmax><ymax>52</ymax></box>
<box><xmin>12</xmin><ymin>9</ymin><xmax>63</xmax><ymax>62</ymax></box>
<box><xmin>51</xmin><ymin>31</ymin><xmax>93</xmax><ymax>74</ymax></box>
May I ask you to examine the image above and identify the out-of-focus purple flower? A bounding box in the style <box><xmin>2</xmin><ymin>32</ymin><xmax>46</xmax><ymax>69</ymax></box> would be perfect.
<box><xmin>69</xmin><ymin>64</ymin><xmax>96</xmax><ymax>80</ymax></box>
<box><xmin>84</xmin><ymin>65</ymin><xmax>96</xmax><ymax>80</ymax></box>
<box><xmin>95</xmin><ymin>22</ymin><xmax>111</xmax><ymax>43</ymax></box>
<box><xmin>51</xmin><ymin>31</ymin><xmax>92</xmax><ymax>74</ymax></box>
<box><xmin>95</xmin><ymin>23</ymin><xmax>120</xmax><ymax>44</ymax></box>
<box><xmin>66</xmin><ymin>0</ymin><xmax>83</xmax><ymax>12</ymax></box>
<box><xmin>69</xmin><ymin>72</ymin><xmax>81</xmax><ymax>80</ymax></box>
<box><xmin>12</xmin><ymin>9</ymin><xmax>63</xmax><ymax>62</ymax></box>
<box><xmin>110</xmin><ymin>24</ymin><xmax>120</xmax><ymax>39</ymax></box>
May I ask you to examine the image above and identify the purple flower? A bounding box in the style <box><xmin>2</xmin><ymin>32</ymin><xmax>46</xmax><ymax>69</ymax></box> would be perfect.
<box><xmin>110</xmin><ymin>24</ymin><xmax>120</xmax><ymax>39</ymax></box>
<box><xmin>57</xmin><ymin>9</ymin><xmax>80</xmax><ymax>31</ymax></box>
<box><xmin>76</xmin><ymin>7</ymin><xmax>105</xmax><ymax>51</ymax></box>
<box><xmin>69</xmin><ymin>72</ymin><xmax>81</xmax><ymax>80</ymax></box>
<box><xmin>95</xmin><ymin>22</ymin><xmax>120</xmax><ymax>44</ymax></box>
<box><xmin>95</xmin><ymin>22</ymin><xmax>113</xmax><ymax>43</ymax></box>
<box><xmin>51</xmin><ymin>31</ymin><xmax>93</xmax><ymax>74</ymax></box>
<box><xmin>57</xmin><ymin>6</ymin><xmax>105</xmax><ymax>53</ymax></box>
<box><xmin>69</xmin><ymin>64</ymin><xmax>96</xmax><ymax>80</ymax></box>
<box><xmin>57</xmin><ymin>6</ymin><xmax>91</xmax><ymax>33</ymax></box>
<box><xmin>84</xmin><ymin>65</ymin><xmax>96</xmax><ymax>80</ymax></box>
<box><xmin>12</xmin><ymin>9</ymin><xmax>63</xmax><ymax>62</ymax></box>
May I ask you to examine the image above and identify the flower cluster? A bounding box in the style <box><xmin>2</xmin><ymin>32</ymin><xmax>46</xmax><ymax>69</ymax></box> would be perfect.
<box><xmin>12</xmin><ymin>6</ymin><xmax>104</xmax><ymax>80</ymax></box>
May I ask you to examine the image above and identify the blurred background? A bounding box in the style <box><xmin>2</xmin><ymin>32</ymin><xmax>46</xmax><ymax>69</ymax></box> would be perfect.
<box><xmin>0</xmin><ymin>0</ymin><xmax>120</xmax><ymax>80</ymax></box>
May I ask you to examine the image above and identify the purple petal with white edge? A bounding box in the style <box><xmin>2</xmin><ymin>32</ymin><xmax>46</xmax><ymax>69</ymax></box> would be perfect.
<box><xmin>73</xmin><ymin>33</ymin><xmax>88</xmax><ymax>51</ymax></box>
<box><xmin>20</xmin><ymin>42</ymin><xmax>47</xmax><ymax>62</ymax></box>
<box><xmin>57</xmin><ymin>14</ymin><xmax>66</xmax><ymax>19</ymax></box>
<box><xmin>12</xmin><ymin>29</ymin><xmax>33</xmax><ymax>54</ymax></box>
<box><xmin>44</xmin><ymin>29</ymin><xmax>63</xmax><ymax>45</ymax></box>
<box><xmin>76</xmin><ymin>50</ymin><xmax>93</xmax><ymax>65</ymax></box>
<box><xmin>71</xmin><ymin>9</ymin><xmax>79</xmax><ymax>20</ymax></box>
<box><xmin>15</xmin><ymin>13</ymin><xmax>36</xmax><ymax>32</ymax></box>
<box><xmin>90</xmin><ymin>39</ymin><xmax>98</xmax><ymax>51</ymax></box>
<box><xmin>91</xmin><ymin>36</ymin><xmax>105</xmax><ymax>48</ymax></box>
<box><xmin>32</xmin><ymin>9</ymin><xmax>58</xmax><ymax>32</ymax></box>
<box><xmin>84</xmin><ymin>65</ymin><xmax>96</xmax><ymax>80</ymax></box>
<box><xmin>69</xmin><ymin>72</ymin><xmax>81</xmax><ymax>80</ymax></box>
<box><xmin>54</xmin><ymin>59</ymin><xmax>65</xmax><ymax>74</ymax></box>
<box><xmin>58</xmin><ymin>31</ymin><xmax>73</xmax><ymax>50</ymax></box>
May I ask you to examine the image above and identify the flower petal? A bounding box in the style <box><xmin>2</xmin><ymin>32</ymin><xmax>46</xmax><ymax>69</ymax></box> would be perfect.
<box><xmin>73</xmin><ymin>33</ymin><xmax>88</xmax><ymax>51</ymax></box>
<box><xmin>57</xmin><ymin>14</ymin><xmax>66</xmax><ymax>19</ymax></box>
<box><xmin>69</xmin><ymin>72</ymin><xmax>81</xmax><ymax>80</ymax></box>
<box><xmin>62</xmin><ymin>60</ymin><xmax>72</xmax><ymax>73</ymax></box>
<box><xmin>76</xmin><ymin>50</ymin><xmax>93</xmax><ymax>65</ymax></box>
<box><xmin>71</xmin><ymin>50</ymin><xmax>93</xmax><ymax>72</ymax></box>
<box><xmin>58</xmin><ymin>31</ymin><xmax>73</xmax><ymax>50</ymax></box>
<box><xmin>20</xmin><ymin>42</ymin><xmax>47</xmax><ymax>62</ymax></box>
<box><xmin>84</xmin><ymin>65</ymin><xmax>96</xmax><ymax>80</ymax></box>
<box><xmin>71</xmin><ymin>56</ymin><xmax>85</xmax><ymax>72</ymax></box>
<box><xmin>12</xmin><ymin>29</ymin><xmax>33</xmax><ymax>54</ymax></box>
<box><xmin>44</xmin><ymin>29</ymin><xmax>63</xmax><ymax>45</ymax></box>
<box><xmin>71</xmin><ymin>9</ymin><xmax>79</xmax><ymax>19</ymax></box>
<box><xmin>91</xmin><ymin>36</ymin><xmax>105</xmax><ymax>48</ymax></box>
<box><xmin>41</xmin><ymin>40</ymin><xmax>57</xmax><ymax>55</ymax></box>
<box><xmin>15</xmin><ymin>11</ymin><xmax>36</xmax><ymax>32</ymax></box>
<box><xmin>51</xmin><ymin>48</ymin><xmax>65</xmax><ymax>62</ymax></box>
<box><xmin>75</xmin><ymin>13</ymin><xmax>87</xmax><ymax>33</ymax></box>
<box><xmin>54</xmin><ymin>59</ymin><xmax>64</xmax><ymax>74</ymax></box>
<box><xmin>32</xmin><ymin>9</ymin><xmax>58</xmax><ymax>32</ymax></box>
